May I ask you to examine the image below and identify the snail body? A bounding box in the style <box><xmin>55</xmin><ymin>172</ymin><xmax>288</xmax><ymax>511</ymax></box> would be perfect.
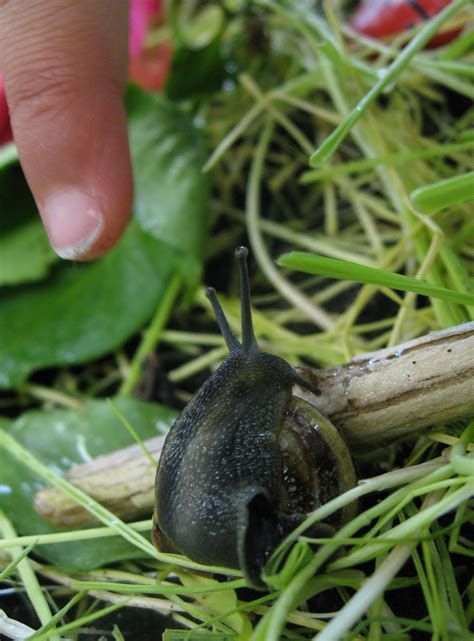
<box><xmin>154</xmin><ymin>247</ymin><xmax>356</xmax><ymax>586</ymax></box>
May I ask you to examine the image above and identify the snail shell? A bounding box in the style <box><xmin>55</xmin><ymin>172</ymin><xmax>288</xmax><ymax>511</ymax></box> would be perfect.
<box><xmin>153</xmin><ymin>247</ymin><xmax>356</xmax><ymax>586</ymax></box>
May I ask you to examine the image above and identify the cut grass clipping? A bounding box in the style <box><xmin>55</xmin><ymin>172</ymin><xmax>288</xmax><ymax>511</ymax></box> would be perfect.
<box><xmin>278</xmin><ymin>251</ymin><xmax>474</xmax><ymax>309</ymax></box>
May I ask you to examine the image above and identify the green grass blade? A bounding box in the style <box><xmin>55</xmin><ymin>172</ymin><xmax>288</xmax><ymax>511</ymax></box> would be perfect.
<box><xmin>106</xmin><ymin>398</ymin><xmax>156</xmax><ymax>467</ymax></box>
<box><xmin>308</xmin><ymin>0</ymin><xmax>469</xmax><ymax>167</ymax></box>
<box><xmin>439</xmin><ymin>244</ymin><xmax>474</xmax><ymax>321</ymax></box>
<box><xmin>440</xmin><ymin>24</ymin><xmax>474</xmax><ymax>59</ymax></box>
<box><xmin>278</xmin><ymin>252</ymin><xmax>474</xmax><ymax>307</ymax></box>
<box><xmin>0</xmin><ymin>520</ymin><xmax>151</xmax><ymax>550</ymax></box>
<box><xmin>300</xmin><ymin>140</ymin><xmax>474</xmax><ymax>183</ymax></box>
<box><xmin>119</xmin><ymin>270</ymin><xmax>183</xmax><ymax>395</ymax></box>
<box><xmin>0</xmin><ymin>541</ymin><xmax>36</xmax><ymax>580</ymax></box>
<box><xmin>410</xmin><ymin>172</ymin><xmax>474</xmax><ymax>214</ymax></box>
<box><xmin>0</xmin><ymin>429</ymin><xmax>163</xmax><ymax>562</ymax></box>
<box><xmin>27</xmin><ymin>591</ymin><xmax>86</xmax><ymax>640</ymax></box>
<box><xmin>451</xmin><ymin>219</ymin><xmax>474</xmax><ymax>251</ymax></box>
<box><xmin>28</xmin><ymin>598</ymin><xmax>132</xmax><ymax>641</ymax></box>
<box><xmin>0</xmin><ymin>512</ymin><xmax>60</xmax><ymax>641</ymax></box>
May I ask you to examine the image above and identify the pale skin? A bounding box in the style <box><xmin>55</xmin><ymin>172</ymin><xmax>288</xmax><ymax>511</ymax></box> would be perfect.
<box><xmin>0</xmin><ymin>0</ymin><xmax>132</xmax><ymax>260</ymax></box>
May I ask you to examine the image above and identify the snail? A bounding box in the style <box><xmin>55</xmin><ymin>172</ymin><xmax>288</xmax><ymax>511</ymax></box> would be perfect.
<box><xmin>153</xmin><ymin>247</ymin><xmax>356</xmax><ymax>587</ymax></box>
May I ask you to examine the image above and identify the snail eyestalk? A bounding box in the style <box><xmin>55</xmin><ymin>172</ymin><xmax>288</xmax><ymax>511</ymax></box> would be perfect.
<box><xmin>205</xmin><ymin>287</ymin><xmax>240</xmax><ymax>353</ymax></box>
<box><xmin>235</xmin><ymin>246</ymin><xmax>259</xmax><ymax>356</ymax></box>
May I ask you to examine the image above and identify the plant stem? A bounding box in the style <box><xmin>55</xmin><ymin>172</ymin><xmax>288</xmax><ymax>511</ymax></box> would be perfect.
<box><xmin>120</xmin><ymin>271</ymin><xmax>183</xmax><ymax>396</ymax></box>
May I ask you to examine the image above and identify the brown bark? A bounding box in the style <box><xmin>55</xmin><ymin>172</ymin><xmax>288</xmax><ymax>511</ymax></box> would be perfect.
<box><xmin>34</xmin><ymin>321</ymin><xmax>474</xmax><ymax>528</ymax></box>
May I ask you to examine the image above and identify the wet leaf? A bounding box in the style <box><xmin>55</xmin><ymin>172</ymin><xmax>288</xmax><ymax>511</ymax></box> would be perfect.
<box><xmin>0</xmin><ymin>168</ymin><xmax>57</xmax><ymax>286</ymax></box>
<box><xmin>0</xmin><ymin>397</ymin><xmax>177</xmax><ymax>568</ymax></box>
<box><xmin>0</xmin><ymin>218</ymin><xmax>57</xmax><ymax>286</ymax></box>
<box><xmin>127</xmin><ymin>87</ymin><xmax>211</xmax><ymax>277</ymax></box>
<box><xmin>0</xmin><ymin>222</ymin><xmax>174</xmax><ymax>388</ymax></box>
<box><xmin>165</xmin><ymin>36</ymin><xmax>227</xmax><ymax>101</ymax></box>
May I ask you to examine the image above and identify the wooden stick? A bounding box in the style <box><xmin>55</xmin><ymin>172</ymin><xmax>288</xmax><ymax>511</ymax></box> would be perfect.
<box><xmin>297</xmin><ymin>320</ymin><xmax>474</xmax><ymax>450</ymax></box>
<box><xmin>34</xmin><ymin>437</ymin><xmax>164</xmax><ymax>528</ymax></box>
<box><xmin>34</xmin><ymin>321</ymin><xmax>474</xmax><ymax>527</ymax></box>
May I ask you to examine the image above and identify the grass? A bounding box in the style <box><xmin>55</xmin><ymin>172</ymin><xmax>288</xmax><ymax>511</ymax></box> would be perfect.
<box><xmin>1</xmin><ymin>428</ymin><xmax>472</xmax><ymax>639</ymax></box>
<box><xmin>1</xmin><ymin>1</ymin><xmax>473</xmax><ymax>639</ymax></box>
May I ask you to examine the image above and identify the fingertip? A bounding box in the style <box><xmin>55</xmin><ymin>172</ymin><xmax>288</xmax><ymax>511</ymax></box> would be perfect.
<box><xmin>36</xmin><ymin>97</ymin><xmax>133</xmax><ymax>261</ymax></box>
<box><xmin>41</xmin><ymin>180</ymin><xmax>132</xmax><ymax>261</ymax></box>
<box><xmin>0</xmin><ymin>0</ymin><xmax>133</xmax><ymax>261</ymax></box>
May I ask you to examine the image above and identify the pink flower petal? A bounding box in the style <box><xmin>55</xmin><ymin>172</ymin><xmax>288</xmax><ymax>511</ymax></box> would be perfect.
<box><xmin>129</xmin><ymin>0</ymin><xmax>162</xmax><ymax>59</ymax></box>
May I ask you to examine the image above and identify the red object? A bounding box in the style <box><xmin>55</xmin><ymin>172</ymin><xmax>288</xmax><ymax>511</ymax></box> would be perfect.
<box><xmin>129</xmin><ymin>0</ymin><xmax>162</xmax><ymax>58</ymax></box>
<box><xmin>349</xmin><ymin>0</ymin><xmax>460</xmax><ymax>47</ymax></box>
<box><xmin>0</xmin><ymin>75</ymin><xmax>13</xmax><ymax>145</ymax></box>
<box><xmin>128</xmin><ymin>0</ymin><xmax>171</xmax><ymax>91</ymax></box>
<box><xmin>129</xmin><ymin>42</ymin><xmax>172</xmax><ymax>91</ymax></box>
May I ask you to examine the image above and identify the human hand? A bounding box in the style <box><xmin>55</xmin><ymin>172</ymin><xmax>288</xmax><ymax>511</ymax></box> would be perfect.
<box><xmin>0</xmin><ymin>0</ymin><xmax>133</xmax><ymax>260</ymax></box>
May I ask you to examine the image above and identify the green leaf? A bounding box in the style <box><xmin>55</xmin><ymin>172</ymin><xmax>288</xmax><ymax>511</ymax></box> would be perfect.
<box><xmin>0</xmin><ymin>222</ymin><xmax>174</xmax><ymax>388</ymax></box>
<box><xmin>165</xmin><ymin>3</ymin><xmax>227</xmax><ymax>100</ymax></box>
<box><xmin>165</xmin><ymin>37</ymin><xmax>227</xmax><ymax>101</ymax></box>
<box><xmin>0</xmin><ymin>397</ymin><xmax>177</xmax><ymax>568</ymax></box>
<box><xmin>0</xmin><ymin>218</ymin><xmax>57</xmax><ymax>286</ymax></box>
<box><xmin>278</xmin><ymin>252</ymin><xmax>474</xmax><ymax>307</ymax></box>
<box><xmin>127</xmin><ymin>87</ymin><xmax>211</xmax><ymax>277</ymax></box>
<box><xmin>177</xmin><ymin>571</ymin><xmax>252</xmax><ymax>636</ymax></box>
<box><xmin>0</xmin><ymin>167</ymin><xmax>58</xmax><ymax>286</ymax></box>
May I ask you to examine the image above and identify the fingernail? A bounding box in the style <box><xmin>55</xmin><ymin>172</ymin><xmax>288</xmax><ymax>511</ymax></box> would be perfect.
<box><xmin>42</xmin><ymin>189</ymin><xmax>104</xmax><ymax>260</ymax></box>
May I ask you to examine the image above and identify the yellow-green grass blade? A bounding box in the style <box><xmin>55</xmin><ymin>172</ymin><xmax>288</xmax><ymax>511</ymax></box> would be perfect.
<box><xmin>278</xmin><ymin>252</ymin><xmax>474</xmax><ymax>307</ymax></box>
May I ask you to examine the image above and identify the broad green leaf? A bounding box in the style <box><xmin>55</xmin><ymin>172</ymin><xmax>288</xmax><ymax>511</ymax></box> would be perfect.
<box><xmin>0</xmin><ymin>222</ymin><xmax>174</xmax><ymax>388</ymax></box>
<box><xmin>127</xmin><ymin>87</ymin><xmax>211</xmax><ymax>277</ymax></box>
<box><xmin>0</xmin><ymin>167</ymin><xmax>36</xmax><ymax>231</ymax></box>
<box><xmin>0</xmin><ymin>167</ymin><xmax>58</xmax><ymax>285</ymax></box>
<box><xmin>0</xmin><ymin>218</ymin><xmax>57</xmax><ymax>286</ymax></box>
<box><xmin>0</xmin><ymin>397</ymin><xmax>177</xmax><ymax>568</ymax></box>
<box><xmin>165</xmin><ymin>37</ymin><xmax>227</xmax><ymax>101</ymax></box>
